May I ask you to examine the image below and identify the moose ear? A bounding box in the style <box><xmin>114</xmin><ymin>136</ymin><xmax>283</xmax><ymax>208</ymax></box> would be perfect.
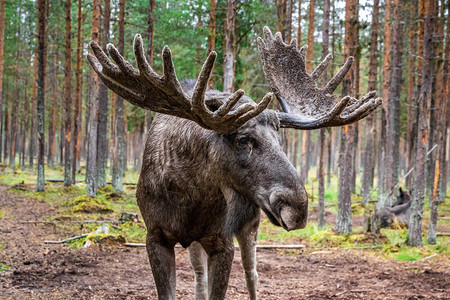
<box><xmin>399</xmin><ymin>187</ymin><xmax>403</xmax><ymax>195</ymax></box>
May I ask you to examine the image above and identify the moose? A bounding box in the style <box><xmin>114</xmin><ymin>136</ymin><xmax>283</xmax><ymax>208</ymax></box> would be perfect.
<box><xmin>87</xmin><ymin>27</ymin><xmax>381</xmax><ymax>300</ymax></box>
<box><xmin>379</xmin><ymin>188</ymin><xmax>412</xmax><ymax>228</ymax></box>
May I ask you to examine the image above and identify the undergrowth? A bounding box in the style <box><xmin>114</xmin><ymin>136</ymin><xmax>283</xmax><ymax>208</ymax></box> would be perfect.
<box><xmin>0</xmin><ymin>164</ymin><xmax>448</xmax><ymax>263</ymax></box>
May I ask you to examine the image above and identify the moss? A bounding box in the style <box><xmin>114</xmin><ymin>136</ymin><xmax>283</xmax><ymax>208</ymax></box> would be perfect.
<box><xmin>0</xmin><ymin>209</ymin><xmax>4</xmax><ymax>219</ymax></box>
<box><xmin>98</xmin><ymin>185</ymin><xmax>114</xmax><ymax>194</ymax></box>
<box><xmin>70</xmin><ymin>195</ymin><xmax>113</xmax><ymax>214</ymax></box>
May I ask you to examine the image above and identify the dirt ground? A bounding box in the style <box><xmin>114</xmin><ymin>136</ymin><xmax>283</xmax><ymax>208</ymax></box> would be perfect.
<box><xmin>0</xmin><ymin>185</ymin><xmax>449</xmax><ymax>300</ymax></box>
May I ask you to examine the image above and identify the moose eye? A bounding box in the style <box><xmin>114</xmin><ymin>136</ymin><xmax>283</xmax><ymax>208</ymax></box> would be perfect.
<box><xmin>238</xmin><ymin>137</ymin><xmax>250</xmax><ymax>145</ymax></box>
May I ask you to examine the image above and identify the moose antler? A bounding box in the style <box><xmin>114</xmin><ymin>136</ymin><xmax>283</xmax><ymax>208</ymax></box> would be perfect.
<box><xmin>87</xmin><ymin>34</ymin><xmax>272</xmax><ymax>134</ymax></box>
<box><xmin>257</xmin><ymin>27</ymin><xmax>382</xmax><ymax>129</ymax></box>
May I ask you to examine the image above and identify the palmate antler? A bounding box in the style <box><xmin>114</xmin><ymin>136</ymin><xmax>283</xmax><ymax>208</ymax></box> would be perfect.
<box><xmin>257</xmin><ymin>27</ymin><xmax>382</xmax><ymax>129</ymax></box>
<box><xmin>87</xmin><ymin>34</ymin><xmax>272</xmax><ymax>135</ymax></box>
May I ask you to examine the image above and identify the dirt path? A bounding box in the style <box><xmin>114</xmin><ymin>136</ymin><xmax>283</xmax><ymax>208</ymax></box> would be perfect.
<box><xmin>0</xmin><ymin>185</ymin><xmax>449</xmax><ymax>299</ymax></box>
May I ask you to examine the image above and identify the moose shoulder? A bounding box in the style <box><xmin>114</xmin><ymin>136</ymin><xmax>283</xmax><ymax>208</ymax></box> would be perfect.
<box><xmin>87</xmin><ymin>26</ymin><xmax>381</xmax><ymax>300</ymax></box>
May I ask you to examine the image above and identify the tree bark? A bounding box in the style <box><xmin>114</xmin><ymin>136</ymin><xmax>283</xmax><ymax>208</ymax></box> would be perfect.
<box><xmin>385</xmin><ymin>0</ymin><xmax>404</xmax><ymax>203</ymax></box>
<box><xmin>336</xmin><ymin>0</ymin><xmax>358</xmax><ymax>235</ymax></box>
<box><xmin>223</xmin><ymin>0</ymin><xmax>236</xmax><ymax>92</ymax></box>
<box><xmin>408</xmin><ymin>0</ymin><xmax>435</xmax><ymax>247</ymax></box>
<box><xmin>97</xmin><ymin>0</ymin><xmax>111</xmax><ymax>188</ymax></box>
<box><xmin>318</xmin><ymin>0</ymin><xmax>330</xmax><ymax>229</ymax></box>
<box><xmin>305</xmin><ymin>0</ymin><xmax>315</xmax><ymax>73</ymax></box>
<box><xmin>297</xmin><ymin>0</ymin><xmax>301</xmax><ymax>47</ymax></box>
<box><xmin>48</xmin><ymin>50</ymin><xmax>58</xmax><ymax>170</ymax></box>
<box><xmin>86</xmin><ymin>0</ymin><xmax>101</xmax><ymax>197</ymax></box>
<box><xmin>362</xmin><ymin>0</ymin><xmax>379</xmax><ymax>230</ymax></box>
<box><xmin>112</xmin><ymin>0</ymin><xmax>125</xmax><ymax>192</ymax></box>
<box><xmin>208</xmin><ymin>0</ymin><xmax>216</xmax><ymax>88</ymax></box>
<box><xmin>36</xmin><ymin>0</ymin><xmax>47</xmax><ymax>192</ymax></box>
<box><xmin>72</xmin><ymin>0</ymin><xmax>83</xmax><ymax>182</ymax></box>
<box><xmin>406</xmin><ymin>0</ymin><xmax>418</xmax><ymax>188</ymax></box>
<box><xmin>0</xmin><ymin>0</ymin><xmax>5</xmax><ymax>163</ymax></box>
<box><xmin>63</xmin><ymin>0</ymin><xmax>72</xmax><ymax>186</ymax></box>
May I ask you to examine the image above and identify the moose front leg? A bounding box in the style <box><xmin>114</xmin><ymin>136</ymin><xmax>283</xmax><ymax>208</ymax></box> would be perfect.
<box><xmin>236</xmin><ymin>215</ymin><xmax>260</xmax><ymax>300</ymax></box>
<box><xmin>146</xmin><ymin>232</ymin><xmax>177</xmax><ymax>300</ymax></box>
<box><xmin>188</xmin><ymin>241</ymin><xmax>208</xmax><ymax>300</ymax></box>
<box><xmin>202</xmin><ymin>237</ymin><xmax>235</xmax><ymax>300</ymax></box>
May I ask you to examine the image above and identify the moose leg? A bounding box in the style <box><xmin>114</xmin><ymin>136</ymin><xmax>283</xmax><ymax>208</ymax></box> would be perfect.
<box><xmin>203</xmin><ymin>237</ymin><xmax>234</xmax><ymax>300</ymax></box>
<box><xmin>236</xmin><ymin>217</ymin><xmax>260</xmax><ymax>300</ymax></box>
<box><xmin>188</xmin><ymin>241</ymin><xmax>208</xmax><ymax>300</ymax></box>
<box><xmin>146</xmin><ymin>232</ymin><xmax>176</xmax><ymax>300</ymax></box>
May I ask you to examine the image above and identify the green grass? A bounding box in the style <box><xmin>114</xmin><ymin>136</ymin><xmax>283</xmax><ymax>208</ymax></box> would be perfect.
<box><xmin>0</xmin><ymin>209</ymin><xmax>4</xmax><ymax>219</ymax></box>
<box><xmin>0</xmin><ymin>263</ymin><xmax>10</xmax><ymax>271</ymax></box>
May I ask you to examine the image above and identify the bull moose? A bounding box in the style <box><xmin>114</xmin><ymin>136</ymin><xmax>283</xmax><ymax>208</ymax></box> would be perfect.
<box><xmin>87</xmin><ymin>27</ymin><xmax>381</xmax><ymax>300</ymax></box>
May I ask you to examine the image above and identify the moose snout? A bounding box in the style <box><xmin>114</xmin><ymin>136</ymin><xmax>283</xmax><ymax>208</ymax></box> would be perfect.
<box><xmin>268</xmin><ymin>187</ymin><xmax>308</xmax><ymax>231</ymax></box>
<box><xmin>280</xmin><ymin>205</ymin><xmax>308</xmax><ymax>231</ymax></box>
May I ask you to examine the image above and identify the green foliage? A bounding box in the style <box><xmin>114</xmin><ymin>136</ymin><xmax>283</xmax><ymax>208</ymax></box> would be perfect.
<box><xmin>0</xmin><ymin>209</ymin><xmax>4</xmax><ymax>219</ymax></box>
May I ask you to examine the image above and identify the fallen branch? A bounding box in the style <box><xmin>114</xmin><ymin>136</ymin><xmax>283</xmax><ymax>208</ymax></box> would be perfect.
<box><xmin>413</xmin><ymin>254</ymin><xmax>437</xmax><ymax>263</ymax></box>
<box><xmin>125</xmin><ymin>243</ymin><xmax>305</xmax><ymax>249</ymax></box>
<box><xmin>44</xmin><ymin>233</ymin><xmax>91</xmax><ymax>244</ymax></box>
<box><xmin>437</xmin><ymin>232</ymin><xmax>450</xmax><ymax>237</ymax></box>
<box><xmin>45</xmin><ymin>178</ymin><xmax>137</xmax><ymax>185</ymax></box>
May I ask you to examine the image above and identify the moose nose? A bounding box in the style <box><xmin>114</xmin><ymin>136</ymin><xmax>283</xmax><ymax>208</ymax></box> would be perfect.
<box><xmin>280</xmin><ymin>205</ymin><xmax>308</xmax><ymax>231</ymax></box>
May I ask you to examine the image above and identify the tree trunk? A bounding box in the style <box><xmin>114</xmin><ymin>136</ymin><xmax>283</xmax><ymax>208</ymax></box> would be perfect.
<box><xmin>97</xmin><ymin>0</ymin><xmax>111</xmax><ymax>188</ymax></box>
<box><xmin>208</xmin><ymin>0</ymin><xmax>216</xmax><ymax>88</ymax></box>
<box><xmin>336</xmin><ymin>0</ymin><xmax>358</xmax><ymax>235</ymax></box>
<box><xmin>277</xmin><ymin>0</ymin><xmax>286</xmax><ymax>40</ymax></box>
<box><xmin>63</xmin><ymin>0</ymin><xmax>72</xmax><ymax>186</ymax></box>
<box><xmin>72</xmin><ymin>0</ymin><xmax>83</xmax><ymax>182</ymax></box>
<box><xmin>297</xmin><ymin>0</ymin><xmax>302</xmax><ymax>47</ymax></box>
<box><xmin>305</xmin><ymin>0</ymin><xmax>315</xmax><ymax>73</ymax></box>
<box><xmin>385</xmin><ymin>0</ymin><xmax>404</xmax><ymax>203</ymax></box>
<box><xmin>0</xmin><ymin>0</ymin><xmax>5</xmax><ymax>163</ymax></box>
<box><xmin>36</xmin><ymin>0</ymin><xmax>47</xmax><ymax>192</ymax></box>
<box><xmin>406</xmin><ymin>0</ymin><xmax>418</xmax><ymax>188</ymax></box>
<box><xmin>317</xmin><ymin>0</ymin><xmax>330</xmax><ymax>229</ymax></box>
<box><xmin>223</xmin><ymin>0</ymin><xmax>236</xmax><ymax>92</ymax></box>
<box><xmin>112</xmin><ymin>0</ymin><xmax>125</xmax><ymax>192</ymax></box>
<box><xmin>48</xmin><ymin>50</ymin><xmax>58</xmax><ymax>170</ymax></box>
<box><xmin>408</xmin><ymin>0</ymin><xmax>435</xmax><ymax>247</ymax></box>
<box><xmin>29</xmin><ymin>50</ymin><xmax>38</xmax><ymax>168</ymax></box>
<box><xmin>86</xmin><ymin>0</ymin><xmax>101</xmax><ymax>197</ymax></box>
<box><xmin>362</xmin><ymin>0</ymin><xmax>379</xmax><ymax>231</ymax></box>
<box><xmin>285</xmin><ymin>0</ymin><xmax>292</xmax><ymax>43</ymax></box>
<box><xmin>439</xmin><ymin>0</ymin><xmax>449</xmax><ymax>203</ymax></box>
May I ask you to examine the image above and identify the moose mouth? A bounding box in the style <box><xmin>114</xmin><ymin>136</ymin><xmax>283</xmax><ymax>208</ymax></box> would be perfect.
<box><xmin>262</xmin><ymin>207</ymin><xmax>287</xmax><ymax>230</ymax></box>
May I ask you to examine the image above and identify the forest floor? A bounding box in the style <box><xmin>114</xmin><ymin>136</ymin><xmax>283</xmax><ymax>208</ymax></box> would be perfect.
<box><xmin>1</xmin><ymin>184</ymin><xmax>449</xmax><ymax>299</ymax></box>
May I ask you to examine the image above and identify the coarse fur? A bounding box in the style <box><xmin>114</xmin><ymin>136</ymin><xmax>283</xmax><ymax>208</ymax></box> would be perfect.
<box><xmin>136</xmin><ymin>81</ymin><xmax>307</xmax><ymax>299</ymax></box>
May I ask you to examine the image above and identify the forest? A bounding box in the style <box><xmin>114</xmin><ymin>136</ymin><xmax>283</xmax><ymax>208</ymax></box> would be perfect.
<box><xmin>0</xmin><ymin>0</ymin><xmax>449</xmax><ymax>298</ymax></box>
